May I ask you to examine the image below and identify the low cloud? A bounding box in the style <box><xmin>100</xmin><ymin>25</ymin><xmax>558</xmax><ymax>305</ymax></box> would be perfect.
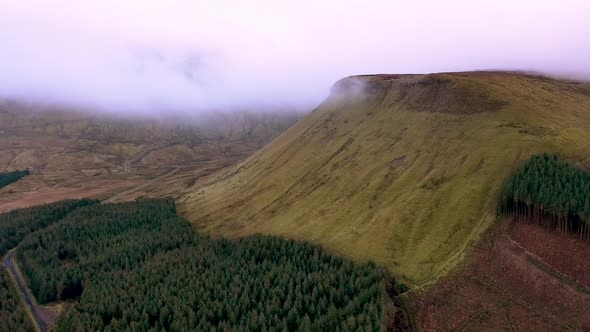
<box><xmin>1</xmin><ymin>0</ymin><xmax>589</xmax><ymax>112</ymax></box>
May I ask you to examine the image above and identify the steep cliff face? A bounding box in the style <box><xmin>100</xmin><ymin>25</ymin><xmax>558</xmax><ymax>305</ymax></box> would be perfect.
<box><xmin>180</xmin><ymin>71</ymin><xmax>590</xmax><ymax>285</ymax></box>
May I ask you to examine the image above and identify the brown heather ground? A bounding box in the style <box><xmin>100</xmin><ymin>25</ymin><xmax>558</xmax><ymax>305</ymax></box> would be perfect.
<box><xmin>412</xmin><ymin>221</ymin><xmax>590</xmax><ymax>331</ymax></box>
<box><xmin>0</xmin><ymin>105</ymin><xmax>300</xmax><ymax>211</ymax></box>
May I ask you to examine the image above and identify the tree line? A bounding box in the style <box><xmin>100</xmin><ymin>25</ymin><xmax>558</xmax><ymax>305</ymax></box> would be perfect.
<box><xmin>0</xmin><ymin>199</ymin><xmax>96</xmax><ymax>332</ymax></box>
<box><xmin>0</xmin><ymin>169</ymin><xmax>30</xmax><ymax>189</ymax></box>
<box><xmin>498</xmin><ymin>153</ymin><xmax>590</xmax><ymax>240</ymax></box>
<box><xmin>0</xmin><ymin>199</ymin><xmax>98</xmax><ymax>257</ymax></box>
<box><xmin>17</xmin><ymin>198</ymin><xmax>404</xmax><ymax>331</ymax></box>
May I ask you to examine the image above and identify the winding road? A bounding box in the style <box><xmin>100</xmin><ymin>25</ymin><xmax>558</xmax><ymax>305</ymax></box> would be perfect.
<box><xmin>2</xmin><ymin>163</ymin><xmax>182</xmax><ymax>331</ymax></box>
<box><xmin>2</xmin><ymin>250</ymin><xmax>46</xmax><ymax>332</ymax></box>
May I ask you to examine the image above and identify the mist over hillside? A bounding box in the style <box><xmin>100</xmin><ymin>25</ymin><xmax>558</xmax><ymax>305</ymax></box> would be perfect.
<box><xmin>1</xmin><ymin>1</ymin><xmax>590</xmax><ymax>331</ymax></box>
<box><xmin>1</xmin><ymin>1</ymin><xmax>589</xmax><ymax>112</ymax></box>
<box><xmin>180</xmin><ymin>71</ymin><xmax>590</xmax><ymax>286</ymax></box>
<box><xmin>0</xmin><ymin>99</ymin><xmax>303</xmax><ymax>146</ymax></box>
<box><xmin>0</xmin><ymin>101</ymin><xmax>302</xmax><ymax>215</ymax></box>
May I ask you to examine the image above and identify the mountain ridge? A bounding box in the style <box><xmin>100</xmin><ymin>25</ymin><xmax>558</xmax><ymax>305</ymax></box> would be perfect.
<box><xmin>180</xmin><ymin>71</ymin><xmax>590</xmax><ymax>285</ymax></box>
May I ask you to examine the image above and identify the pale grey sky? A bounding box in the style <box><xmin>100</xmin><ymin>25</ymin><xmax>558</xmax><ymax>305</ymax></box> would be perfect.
<box><xmin>1</xmin><ymin>0</ymin><xmax>588</xmax><ymax>111</ymax></box>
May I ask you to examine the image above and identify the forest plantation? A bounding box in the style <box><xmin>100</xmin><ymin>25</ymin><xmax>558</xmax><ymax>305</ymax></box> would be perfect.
<box><xmin>1</xmin><ymin>198</ymin><xmax>407</xmax><ymax>332</ymax></box>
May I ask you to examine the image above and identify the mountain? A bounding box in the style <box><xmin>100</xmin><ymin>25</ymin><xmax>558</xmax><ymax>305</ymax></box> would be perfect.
<box><xmin>0</xmin><ymin>102</ymin><xmax>301</xmax><ymax>170</ymax></box>
<box><xmin>179</xmin><ymin>71</ymin><xmax>590</xmax><ymax>285</ymax></box>
<box><xmin>0</xmin><ymin>102</ymin><xmax>300</xmax><ymax>212</ymax></box>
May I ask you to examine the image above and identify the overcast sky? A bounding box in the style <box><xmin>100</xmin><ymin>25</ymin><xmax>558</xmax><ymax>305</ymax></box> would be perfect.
<box><xmin>1</xmin><ymin>0</ymin><xmax>589</xmax><ymax>112</ymax></box>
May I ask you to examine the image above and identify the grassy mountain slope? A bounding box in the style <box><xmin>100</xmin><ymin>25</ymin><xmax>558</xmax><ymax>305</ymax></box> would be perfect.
<box><xmin>180</xmin><ymin>72</ymin><xmax>590</xmax><ymax>285</ymax></box>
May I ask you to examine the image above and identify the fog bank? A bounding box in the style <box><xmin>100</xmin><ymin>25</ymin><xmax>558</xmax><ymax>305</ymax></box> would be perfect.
<box><xmin>1</xmin><ymin>0</ymin><xmax>589</xmax><ymax>112</ymax></box>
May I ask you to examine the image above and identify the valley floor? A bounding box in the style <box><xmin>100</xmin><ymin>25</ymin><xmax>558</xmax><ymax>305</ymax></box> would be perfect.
<box><xmin>412</xmin><ymin>221</ymin><xmax>590</xmax><ymax>331</ymax></box>
<box><xmin>0</xmin><ymin>153</ymin><xmax>248</xmax><ymax>213</ymax></box>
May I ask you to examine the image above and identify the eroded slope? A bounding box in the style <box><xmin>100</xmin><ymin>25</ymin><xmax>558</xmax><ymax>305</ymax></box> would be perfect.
<box><xmin>180</xmin><ymin>72</ymin><xmax>590</xmax><ymax>285</ymax></box>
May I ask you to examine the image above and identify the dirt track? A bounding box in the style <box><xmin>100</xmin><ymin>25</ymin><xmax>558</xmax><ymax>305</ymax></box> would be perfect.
<box><xmin>102</xmin><ymin>166</ymin><xmax>180</xmax><ymax>203</ymax></box>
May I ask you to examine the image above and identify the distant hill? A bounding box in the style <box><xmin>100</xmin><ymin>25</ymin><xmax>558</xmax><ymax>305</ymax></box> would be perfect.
<box><xmin>179</xmin><ymin>71</ymin><xmax>590</xmax><ymax>285</ymax></box>
<box><xmin>0</xmin><ymin>102</ymin><xmax>301</xmax><ymax>171</ymax></box>
<box><xmin>0</xmin><ymin>102</ymin><xmax>301</xmax><ymax>212</ymax></box>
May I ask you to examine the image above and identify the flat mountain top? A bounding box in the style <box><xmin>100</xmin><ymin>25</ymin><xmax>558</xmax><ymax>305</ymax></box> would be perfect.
<box><xmin>180</xmin><ymin>71</ymin><xmax>590</xmax><ymax>285</ymax></box>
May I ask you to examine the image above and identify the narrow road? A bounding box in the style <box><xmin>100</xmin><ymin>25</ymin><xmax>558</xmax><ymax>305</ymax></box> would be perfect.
<box><xmin>2</xmin><ymin>250</ymin><xmax>46</xmax><ymax>332</ymax></box>
<box><xmin>1</xmin><ymin>164</ymin><xmax>181</xmax><ymax>331</ymax></box>
<box><xmin>127</xmin><ymin>144</ymin><xmax>175</xmax><ymax>166</ymax></box>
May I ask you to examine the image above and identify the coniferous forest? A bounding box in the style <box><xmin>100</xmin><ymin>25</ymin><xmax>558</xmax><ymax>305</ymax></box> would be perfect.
<box><xmin>0</xmin><ymin>199</ymin><xmax>98</xmax><ymax>257</ymax></box>
<box><xmin>0</xmin><ymin>169</ymin><xmax>30</xmax><ymax>189</ymax></box>
<box><xmin>499</xmin><ymin>153</ymin><xmax>590</xmax><ymax>239</ymax></box>
<box><xmin>4</xmin><ymin>198</ymin><xmax>403</xmax><ymax>331</ymax></box>
<box><xmin>0</xmin><ymin>271</ymin><xmax>34</xmax><ymax>332</ymax></box>
<box><xmin>0</xmin><ymin>199</ymin><xmax>97</xmax><ymax>332</ymax></box>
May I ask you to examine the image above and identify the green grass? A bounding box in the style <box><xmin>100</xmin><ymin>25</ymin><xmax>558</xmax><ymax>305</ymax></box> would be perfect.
<box><xmin>179</xmin><ymin>72</ymin><xmax>590</xmax><ymax>286</ymax></box>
